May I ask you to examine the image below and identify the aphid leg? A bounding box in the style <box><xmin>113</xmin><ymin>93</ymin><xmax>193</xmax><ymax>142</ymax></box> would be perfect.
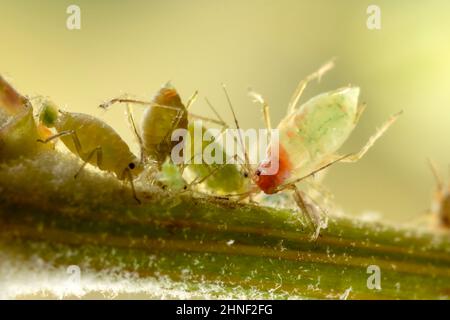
<box><xmin>292</xmin><ymin>186</ymin><xmax>329</xmax><ymax>240</ymax></box>
<box><xmin>248</xmin><ymin>89</ymin><xmax>272</xmax><ymax>137</ymax></box>
<box><xmin>37</xmin><ymin>130</ymin><xmax>106</xmax><ymax>179</ymax></box>
<box><xmin>185</xmin><ymin>90</ymin><xmax>199</xmax><ymax>110</ymax></box>
<box><xmin>158</xmin><ymin>107</ymin><xmax>186</xmax><ymax>154</ymax></box>
<box><xmin>37</xmin><ymin>130</ymin><xmax>83</xmax><ymax>155</ymax></box>
<box><xmin>123</xmin><ymin>168</ymin><xmax>141</xmax><ymax>204</ymax></box>
<box><xmin>291</xmin><ymin>186</ymin><xmax>316</xmax><ymax>230</ymax></box>
<box><xmin>354</xmin><ymin>103</ymin><xmax>367</xmax><ymax>124</ymax></box>
<box><xmin>304</xmin><ymin>177</ymin><xmax>335</xmax><ymax>206</ymax></box>
<box><xmin>187</xmin><ymin>155</ymin><xmax>239</xmax><ymax>188</ymax></box>
<box><xmin>189</xmin><ymin>113</ymin><xmax>227</xmax><ymax>127</ymax></box>
<box><xmin>287</xmin><ymin>59</ymin><xmax>336</xmax><ymax>115</ymax></box>
<box><xmin>339</xmin><ymin>110</ymin><xmax>403</xmax><ymax>163</ymax></box>
<box><xmin>222</xmin><ymin>84</ymin><xmax>255</xmax><ymax>201</ymax></box>
<box><xmin>276</xmin><ymin>154</ymin><xmax>351</xmax><ymax>193</ymax></box>
<box><xmin>181</xmin><ymin>98</ymin><xmax>231</xmax><ymax>173</ymax></box>
<box><xmin>74</xmin><ymin>146</ymin><xmax>102</xmax><ymax>179</ymax></box>
<box><xmin>125</xmin><ymin>103</ymin><xmax>145</xmax><ymax>163</ymax></box>
<box><xmin>205</xmin><ymin>97</ymin><xmax>229</xmax><ymax>130</ymax></box>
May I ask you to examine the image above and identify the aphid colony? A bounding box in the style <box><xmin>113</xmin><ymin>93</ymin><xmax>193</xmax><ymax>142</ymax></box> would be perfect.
<box><xmin>0</xmin><ymin>62</ymin><xmax>402</xmax><ymax>235</ymax></box>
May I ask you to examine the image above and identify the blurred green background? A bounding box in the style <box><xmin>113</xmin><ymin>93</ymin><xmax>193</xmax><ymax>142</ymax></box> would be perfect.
<box><xmin>1</xmin><ymin>0</ymin><xmax>449</xmax><ymax>222</ymax></box>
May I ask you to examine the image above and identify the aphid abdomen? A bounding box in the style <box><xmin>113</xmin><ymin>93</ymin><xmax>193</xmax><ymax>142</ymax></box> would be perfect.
<box><xmin>141</xmin><ymin>84</ymin><xmax>188</xmax><ymax>164</ymax></box>
<box><xmin>278</xmin><ymin>86</ymin><xmax>360</xmax><ymax>176</ymax></box>
<box><xmin>141</xmin><ymin>104</ymin><xmax>187</xmax><ymax>163</ymax></box>
<box><xmin>56</xmin><ymin>112</ymin><xmax>138</xmax><ymax>178</ymax></box>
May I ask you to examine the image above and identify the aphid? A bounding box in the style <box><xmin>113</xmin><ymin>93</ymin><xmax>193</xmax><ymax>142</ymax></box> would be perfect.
<box><xmin>0</xmin><ymin>75</ymin><xmax>53</xmax><ymax>161</ymax></box>
<box><xmin>427</xmin><ymin>159</ymin><xmax>450</xmax><ymax>230</ymax></box>
<box><xmin>156</xmin><ymin>159</ymin><xmax>188</xmax><ymax>192</ymax></box>
<box><xmin>37</xmin><ymin>101</ymin><xmax>143</xmax><ymax>203</ymax></box>
<box><xmin>224</xmin><ymin>60</ymin><xmax>402</xmax><ymax>231</ymax></box>
<box><xmin>184</xmin><ymin>120</ymin><xmax>249</xmax><ymax>194</ymax></box>
<box><xmin>100</xmin><ymin>84</ymin><xmax>247</xmax><ymax>195</ymax></box>
<box><xmin>99</xmin><ymin>83</ymin><xmax>190</xmax><ymax>166</ymax></box>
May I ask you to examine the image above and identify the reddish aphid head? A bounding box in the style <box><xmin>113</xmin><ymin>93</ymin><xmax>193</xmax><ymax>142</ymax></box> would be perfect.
<box><xmin>253</xmin><ymin>144</ymin><xmax>292</xmax><ymax>194</ymax></box>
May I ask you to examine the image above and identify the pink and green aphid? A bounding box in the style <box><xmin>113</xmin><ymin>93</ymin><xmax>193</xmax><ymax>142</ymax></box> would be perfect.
<box><xmin>227</xmin><ymin>60</ymin><xmax>402</xmax><ymax>232</ymax></box>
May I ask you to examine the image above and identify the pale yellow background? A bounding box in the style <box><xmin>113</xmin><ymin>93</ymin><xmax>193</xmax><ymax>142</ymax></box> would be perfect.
<box><xmin>1</xmin><ymin>0</ymin><xmax>449</xmax><ymax>222</ymax></box>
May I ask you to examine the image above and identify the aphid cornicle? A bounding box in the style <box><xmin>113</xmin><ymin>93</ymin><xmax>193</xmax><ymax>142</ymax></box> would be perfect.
<box><xmin>225</xmin><ymin>60</ymin><xmax>402</xmax><ymax>232</ymax></box>
<box><xmin>37</xmin><ymin>101</ymin><xmax>143</xmax><ymax>203</ymax></box>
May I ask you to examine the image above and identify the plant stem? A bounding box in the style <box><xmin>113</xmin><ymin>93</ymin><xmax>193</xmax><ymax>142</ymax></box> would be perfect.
<box><xmin>1</xmin><ymin>152</ymin><xmax>450</xmax><ymax>299</ymax></box>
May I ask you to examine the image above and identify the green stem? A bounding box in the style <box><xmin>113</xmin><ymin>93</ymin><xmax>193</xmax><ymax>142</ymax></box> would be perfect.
<box><xmin>1</xmin><ymin>152</ymin><xmax>450</xmax><ymax>299</ymax></box>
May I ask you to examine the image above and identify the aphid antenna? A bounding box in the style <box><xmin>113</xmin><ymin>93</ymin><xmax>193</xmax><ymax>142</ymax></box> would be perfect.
<box><xmin>205</xmin><ymin>97</ymin><xmax>229</xmax><ymax>129</ymax></box>
<box><xmin>99</xmin><ymin>98</ymin><xmax>154</xmax><ymax>110</ymax></box>
<box><xmin>221</xmin><ymin>83</ymin><xmax>253</xmax><ymax>176</ymax></box>
<box><xmin>202</xmin><ymin>97</ymin><xmax>232</xmax><ymax>150</ymax></box>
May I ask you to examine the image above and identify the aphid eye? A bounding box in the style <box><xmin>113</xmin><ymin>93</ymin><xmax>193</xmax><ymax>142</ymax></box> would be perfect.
<box><xmin>183</xmin><ymin>185</ymin><xmax>187</xmax><ymax>190</ymax></box>
<box><xmin>243</xmin><ymin>172</ymin><xmax>249</xmax><ymax>178</ymax></box>
<box><xmin>255</xmin><ymin>169</ymin><xmax>261</xmax><ymax>176</ymax></box>
<box><xmin>128</xmin><ymin>162</ymin><xmax>136</xmax><ymax>170</ymax></box>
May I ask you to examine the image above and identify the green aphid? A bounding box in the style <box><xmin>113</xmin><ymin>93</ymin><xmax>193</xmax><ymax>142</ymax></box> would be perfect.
<box><xmin>156</xmin><ymin>160</ymin><xmax>187</xmax><ymax>192</ymax></box>
<box><xmin>100</xmin><ymin>83</ymin><xmax>188</xmax><ymax>166</ymax></box>
<box><xmin>100</xmin><ymin>84</ymin><xmax>247</xmax><ymax>195</ymax></box>
<box><xmin>38</xmin><ymin>101</ymin><xmax>143</xmax><ymax>203</ymax></box>
<box><xmin>184</xmin><ymin>121</ymin><xmax>248</xmax><ymax>195</ymax></box>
